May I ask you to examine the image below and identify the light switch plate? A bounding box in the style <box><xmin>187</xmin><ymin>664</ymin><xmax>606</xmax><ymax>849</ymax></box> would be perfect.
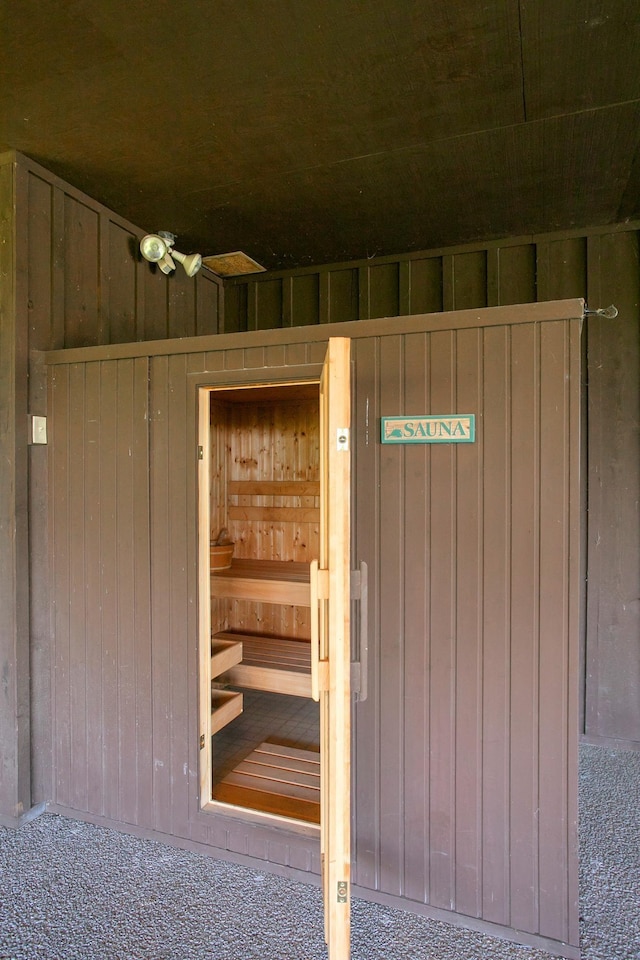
<box><xmin>31</xmin><ymin>415</ymin><xmax>47</xmax><ymax>444</ymax></box>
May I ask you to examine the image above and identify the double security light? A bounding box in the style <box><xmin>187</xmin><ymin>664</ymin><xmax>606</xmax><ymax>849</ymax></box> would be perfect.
<box><xmin>140</xmin><ymin>231</ymin><xmax>202</xmax><ymax>277</ymax></box>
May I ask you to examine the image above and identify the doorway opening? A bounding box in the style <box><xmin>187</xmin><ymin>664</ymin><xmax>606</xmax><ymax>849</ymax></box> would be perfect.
<box><xmin>198</xmin><ymin>380</ymin><xmax>321</xmax><ymax>827</ymax></box>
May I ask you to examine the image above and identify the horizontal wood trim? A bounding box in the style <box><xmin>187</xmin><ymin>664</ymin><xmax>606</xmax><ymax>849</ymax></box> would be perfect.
<box><xmin>228</xmin><ymin>506</ymin><xmax>319</xmax><ymax>523</ymax></box>
<box><xmin>228</xmin><ymin>481</ymin><xmax>320</xmax><ymax>497</ymax></box>
<box><xmin>43</xmin><ymin>299</ymin><xmax>585</xmax><ymax>364</ymax></box>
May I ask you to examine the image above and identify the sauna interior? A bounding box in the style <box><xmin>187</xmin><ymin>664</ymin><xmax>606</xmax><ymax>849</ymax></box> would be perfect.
<box><xmin>206</xmin><ymin>381</ymin><xmax>321</xmax><ymax>825</ymax></box>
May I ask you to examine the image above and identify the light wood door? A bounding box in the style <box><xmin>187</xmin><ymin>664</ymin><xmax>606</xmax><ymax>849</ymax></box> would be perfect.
<box><xmin>311</xmin><ymin>337</ymin><xmax>352</xmax><ymax>959</ymax></box>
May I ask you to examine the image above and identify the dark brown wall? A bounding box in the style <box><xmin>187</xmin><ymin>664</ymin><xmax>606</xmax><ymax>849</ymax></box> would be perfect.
<box><xmin>225</xmin><ymin>230</ymin><xmax>640</xmax><ymax>747</ymax></box>
<box><xmin>45</xmin><ymin>302</ymin><xmax>581</xmax><ymax>956</ymax></box>
<box><xmin>0</xmin><ymin>158</ymin><xmax>31</xmax><ymax>823</ymax></box>
<box><xmin>0</xmin><ymin>151</ymin><xmax>223</xmax><ymax>822</ymax></box>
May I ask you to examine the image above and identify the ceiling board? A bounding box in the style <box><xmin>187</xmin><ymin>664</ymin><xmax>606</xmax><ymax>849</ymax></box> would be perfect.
<box><xmin>1</xmin><ymin>0</ymin><xmax>638</xmax><ymax>269</ymax></box>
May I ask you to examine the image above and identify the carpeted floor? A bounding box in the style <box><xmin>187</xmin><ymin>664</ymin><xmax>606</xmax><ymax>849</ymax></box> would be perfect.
<box><xmin>0</xmin><ymin>744</ymin><xmax>638</xmax><ymax>959</ymax></box>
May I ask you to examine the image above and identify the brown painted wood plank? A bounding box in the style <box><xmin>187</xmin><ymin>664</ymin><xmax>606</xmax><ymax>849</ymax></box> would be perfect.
<box><xmin>166</xmin><ymin>353</ymin><xmax>192</xmax><ymax>836</ymax></box>
<box><xmin>452</xmin><ymin>326</ymin><xmax>483</xmax><ymax>918</ymax></box>
<box><xmin>63</xmin><ymin>197</ymin><xmax>101</xmax><ymax>348</ymax></box>
<box><xmin>480</xmin><ymin>325</ymin><xmax>511</xmax><ymax>925</ymax></box>
<box><xmin>401</xmin><ymin>331</ymin><xmax>431</xmax><ymax>904</ymax></box>
<box><xmin>585</xmin><ymin>231</ymin><xmax>640</xmax><ymax>742</ymax></box>
<box><xmin>377</xmin><ymin>334</ymin><xmax>405</xmax><ymax>897</ymax></box>
<box><xmin>67</xmin><ymin>363</ymin><xmax>89</xmax><ymax>811</ymax></box>
<box><xmin>509</xmin><ymin>322</ymin><xmax>541</xmax><ymax>933</ymax></box>
<box><xmin>427</xmin><ymin>329</ymin><xmax>457</xmax><ymax>911</ymax></box>
<box><xmin>107</xmin><ymin>223</ymin><xmax>138</xmax><ymax>344</ymax></box>
<box><xmin>128</xmin><ymin>358</ymin><xmax>154</xmax><ymax>823</ymax></box>
<box><xmin>537</xmin><ymin>321</ymin><xmax>571</xmax><ymax>943</ymax></box>
<box><xmin>50</xmin><ymin>366</ymin><xmax>72</xmax><ymax>807</ymax></box>
<box><xmin>149</xmin><ymin>355</ymin><xmax>173</xmax><ymax>834</ymax></box>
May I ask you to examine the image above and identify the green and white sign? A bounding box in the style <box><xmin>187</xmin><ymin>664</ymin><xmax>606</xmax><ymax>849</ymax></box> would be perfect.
<box><xmin>381</xmin><ymin>414</ymin><xmax>475</xmax><ymax>444</ymax></box>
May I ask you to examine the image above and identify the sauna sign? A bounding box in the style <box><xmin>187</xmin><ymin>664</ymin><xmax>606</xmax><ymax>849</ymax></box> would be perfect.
<box><xmin>381</xmin><ymin>414</ymin><xmax>475</xmax><ymax>444</ymax></box>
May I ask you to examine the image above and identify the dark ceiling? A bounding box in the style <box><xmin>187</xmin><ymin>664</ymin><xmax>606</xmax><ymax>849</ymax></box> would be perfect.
<box><xmin>2</xmin><ymin>1</ymin><xmax>639</xmax><ymax>270</ymax></box>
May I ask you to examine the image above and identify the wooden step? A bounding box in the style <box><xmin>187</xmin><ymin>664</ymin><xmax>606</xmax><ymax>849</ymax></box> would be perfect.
<box><xmin>211</xmin><ymin>637</ymin><xmax>243</xmax><ymax>678</ymax></box>
<box><xmin>215</xmin><ymin>632</ymin><xmax>312</xmax><ymax>698</ymax></box>
<box><xmin>213</xmin><ymin>742</ymin><xmax>320</xmax><ymax>824</ymax></box>
<box><xmin>211</xmin><ymin>559</ymin><xmax>311</xmax><ymax>606</ymax></box>
<box><xmin>211</xmin><ymin>689</ymin><xmax>243</xmax><ymax>735</ymax></box>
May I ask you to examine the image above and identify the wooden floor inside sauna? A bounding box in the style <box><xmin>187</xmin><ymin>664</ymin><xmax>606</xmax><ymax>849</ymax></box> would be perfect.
<box><xmin>212</xmin><ymin>690</ymin><xmax>320</xmax><ymax>823</ymax></box>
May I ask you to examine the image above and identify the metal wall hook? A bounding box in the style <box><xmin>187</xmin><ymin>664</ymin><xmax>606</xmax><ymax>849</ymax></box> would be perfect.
<box><xmin>584</xmin><ymin>304</ymin><xmax>619</xmax><ymax>319</ymax></box>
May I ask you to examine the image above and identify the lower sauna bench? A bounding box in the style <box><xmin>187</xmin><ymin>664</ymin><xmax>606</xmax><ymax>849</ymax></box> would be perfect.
<box><xmin>213</xmin><ymin>741</ymin><xmax>320</xmax><ymax>823</ymax></box>
<box><xmin>215</xmin><ymin>631</ymin><xmax>312</xmax><ymax>698</ymax></box>
<box><xmin>211</xmin><ymin>688</ymin><xmax>243</xmax><ymax>734</ymax></box>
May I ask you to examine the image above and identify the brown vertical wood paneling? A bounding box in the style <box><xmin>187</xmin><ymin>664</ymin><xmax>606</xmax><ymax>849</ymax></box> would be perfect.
<box><xmin>537</xmin><ymin>321</ymin><xmax>572</xmax><ymax>943</ymax></box>
<box><xmin>427</xmin><ymin>329</ymin><xmax>457</xmax><ymax>911</ymax></box>
<box><xmin>117</xmin><ymin>357</ymin><xmax>153</xmax><ymax>825</ymax></box>
<box><xmin>255</xmin><ymin>278</ymin><xmax>283</xmax><ymax>330</ymax></box>
<box><xmin>367</xmin><ymin>262</ymin><xmax>400</xmax><ymax>320</ymax></box>
<box><xmin>150</xmin><ymin>353</ymin><xmax>192</xmax><ymax>838</ymax></box>
<box><xmin>536</xmin><ymin>237</ymin><xmax>587</xmax><ymax>303</ymax></box>
<box><xmin>480</xmin><ymin>325</ymin><xmax>511</xmax><ymax>925</ymax></box>
<box><xmin>142</xmin><ymin>266</ymin><xmax>170</xmax><ymax>341</ymax></box>
<box><xmin>327</xmin><ymin>268</ymin><xmax>359</xmax><ymax>324</ymax></box>
<box><xmin>67</xmin><ymin>363</ymin><xmax>89</xmax><ymax>810</ymax></box>
<box><xmin>195</xmin><ymin>272</ymin><xmax>221</xmax><ymax>337</ymax></box>
<box><xmin>64</xmin><ymin>197</ymin><xmax>101</xmax><ymax>348</ymax></box>
<box><xmin>495</xmin><ymin>244</ymin><xmax>536</xmax><ymax>306</ymax></box>
<box><xmin>585</xmin><ymin>230</ymin><xmax>640</xmax><ymax>742</ymax></box>
<box><xmin>168</xmin><ymin>270</ymin><xmax>197</xmax><ymax>339</ymax></box>
<box><xmin>451</xmin><ymin>251</ymin><xmax>488</xmax><ymax>311</ymax></box>
<box><xmin>290</xmin><ymin>273</ymin><xmax>320</xmax><ymax>326</ymax></box>
<box><xmin>222</xmin><ymin>282</ymin><xmax>248</xmax><ymax>334</ymax></box>
<box><xmin>50</xmin><ymin>357</ymin><xmax>153</xmax><ymax>822</ymax></box>
<box><xmin>26</xmin><ymin>172</ymin><xmax>55</xmax><ymax>804</ymax></box>
<box><xmin>508</xmin><ymin>322</ymin><xmax>541</xmax><ymax>934</ymax></box>
<box><xmin>453</xmin><ymin>327</ymin><xmax>483</xmax><ymax>919</ymax></box>
<box><xmin>407</xmin><ymin>257</ymin><xmax>444</xmax><ymax>315</ymax></box>
<box><xmin>401</xmin><ymin>332</ymin><xmax>431</xmax><ymax>904</ymax></box>
<box><xmin>50</xmin><ymin>365</ymin><xmax>72</xmax><ymax>807</ymax></box>
<box><xmin>83</xmin><ymin>362</ymin><xmax>107</xmax><ymax>816</ymax></box>
<box><xmin>377</xmin><ymin>335</ymin><xmax>405</xmax><ymax>896</ymax></box>
<box><xmin>0</xmin><ymin>158</ymin><xmax>29</xmax><ymax>821</ymax></box>
<box><xmin>107</xmin><ymin>223</ymin><xmax>138</xmax><ymax>343</ymax></box>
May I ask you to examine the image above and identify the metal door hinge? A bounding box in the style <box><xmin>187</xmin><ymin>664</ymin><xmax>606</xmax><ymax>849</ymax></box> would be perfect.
<box><xmin>197</xmin><ymin>445</ymin><xmax>204</xmax><ymax>460</ymax></box>
<box><xmin>199</xmin><ymin>734</ymin><xmax>205</xmax><ymax>749</ymax></box>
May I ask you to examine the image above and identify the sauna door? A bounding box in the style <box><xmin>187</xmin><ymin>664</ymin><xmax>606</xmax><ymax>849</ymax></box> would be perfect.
<box><xmin>313</xmin><ymin>336</ymin><xmax>352</xmax><ymax>958</ymax></box>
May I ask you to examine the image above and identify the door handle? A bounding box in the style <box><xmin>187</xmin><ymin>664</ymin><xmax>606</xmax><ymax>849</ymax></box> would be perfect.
<box><xmin>351</xmin><ymin>560</ymin><xmax>369</xmax><ymax>702</ymax></box>
<box><xmin>310</xmin><ymin>559</ymin><xmax>320</xmax><ymax>702</ymax></box>
<box><xmin>310</xmin><ymin>560</ymin><xmax>330</xmax><ymax>701</ymax></box>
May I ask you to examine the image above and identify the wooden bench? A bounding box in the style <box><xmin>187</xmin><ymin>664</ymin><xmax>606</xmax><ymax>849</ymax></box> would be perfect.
<box><xmin>215</xmin><ymin>630</ymin><xmax>312</xmax><ymax>698</ymax></box>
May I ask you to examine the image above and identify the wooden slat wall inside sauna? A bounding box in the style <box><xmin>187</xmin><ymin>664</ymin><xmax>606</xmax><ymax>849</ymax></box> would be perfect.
<box><xmin>210</xmin><ymin>394</ymin><xmax>319</xmax><ymax>642</ymax></box>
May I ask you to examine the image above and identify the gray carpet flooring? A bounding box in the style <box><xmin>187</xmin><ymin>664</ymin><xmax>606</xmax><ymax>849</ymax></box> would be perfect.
<box><xmin>0</xmin><ymin>744</ymin><xmax>638</xmax><ymax>960</ymax></box>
